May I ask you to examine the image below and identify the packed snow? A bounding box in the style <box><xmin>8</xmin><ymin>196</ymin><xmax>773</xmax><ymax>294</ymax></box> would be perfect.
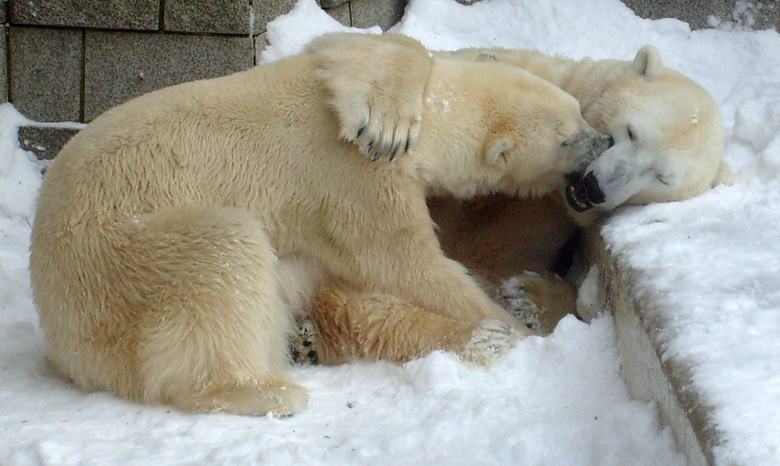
<box><xmin>1</xmin><ymin>0</ymin><xmax>778</xmax><ymax>464</ymax></box>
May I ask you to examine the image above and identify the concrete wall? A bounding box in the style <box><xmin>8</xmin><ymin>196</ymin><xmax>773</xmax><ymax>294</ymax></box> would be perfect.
<box><xmin>1</xmin><ymin>0</ymin><xmax>777</xmax><ymax>122</ymax></box>
<box><xmin>0</xmin><ymin>0</ymin><xmax>408</xmax><ymax>123</ymax></box>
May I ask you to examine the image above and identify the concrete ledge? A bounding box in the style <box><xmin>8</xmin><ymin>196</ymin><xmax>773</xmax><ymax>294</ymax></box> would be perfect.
<box><xmin>591</xmin><ymin>231</ymin><xmax>721</xmax><ymax>466</ymax></box>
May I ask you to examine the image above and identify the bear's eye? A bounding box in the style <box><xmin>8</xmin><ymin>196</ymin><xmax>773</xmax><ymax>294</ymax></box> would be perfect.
<box><xmin>627</xmin><ymin>126</ymin><xmax>636</xmax><ymax>141</ymax></box>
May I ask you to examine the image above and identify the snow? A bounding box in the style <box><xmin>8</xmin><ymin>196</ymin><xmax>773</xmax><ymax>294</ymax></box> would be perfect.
<box><xmin>0</xmin><ymin>0</ymin><xmax>778</xmax><ymax>464</ymax></box>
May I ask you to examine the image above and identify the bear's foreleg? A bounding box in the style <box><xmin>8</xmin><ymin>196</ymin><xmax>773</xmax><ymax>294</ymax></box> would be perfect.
<box><xmin>305</xmin><ymin>281</ymin><xmax>516</xmax><ymax>366</ymax></box>
<box><xmin>354</xmin><ymin>244</ymin><xmax>531</xmax><ymax>336</ymax></box>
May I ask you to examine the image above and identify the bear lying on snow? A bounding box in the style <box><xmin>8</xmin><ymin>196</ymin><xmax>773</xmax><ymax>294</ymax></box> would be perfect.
<box><xmin>302</xmin><ymin>34</ymin><xmax>737</xmax><ymax>348</ymax></box>
<box><xmin>29</xmin><ymin>34</ymin><xmax>610</xmax><ymax>415</ymax></box>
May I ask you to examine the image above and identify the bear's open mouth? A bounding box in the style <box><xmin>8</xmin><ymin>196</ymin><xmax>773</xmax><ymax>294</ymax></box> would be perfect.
<box><xmin>564</xmin><ymin>172</ymin><xmax>604</xmax><ymax>212</ymax></box>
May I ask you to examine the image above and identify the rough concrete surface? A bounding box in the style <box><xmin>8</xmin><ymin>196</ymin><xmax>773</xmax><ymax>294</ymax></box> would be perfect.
<box><xmin>325</xmin><ymin>2</ymin><xmax>352</xmax><ymax>27</ymax></box>
<box><xmin>18</xmin><ymin>126</ymin><xmax>80</xmax><ymax>161</ymax></box>
<box><xmin>9</xmin><ymin>0</ymin><xmax>159</xmax><ymax>30</ymax></box>
<box><xmin>351</xmin><ymin>0</ymin><xmax>406</xmax><ymax>31</ymax></box>
<box><xmin>164</xmin><ymin>0</ymin><xmax>251</xmax><ymax>35</ymax></box>
<box><xmin>622</xmin><ymin>0</ymin><xmax>778</xmax><ymax>30</ymax></box>
<box><xmin>8</xmin><ymin>27</ymin><xmax>82</xmax><ymax>122</ymax></box>
<box><xmin>84</xmin><ymin>31</ymin><xmax>253</xmax><ymax>121</ymax></box>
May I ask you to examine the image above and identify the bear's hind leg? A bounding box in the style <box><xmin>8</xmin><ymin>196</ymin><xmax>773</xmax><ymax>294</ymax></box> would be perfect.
<box><xmin>124</xmin><ymin>206</ymin><xmax>307</xmax><ymax>416</ymax></box>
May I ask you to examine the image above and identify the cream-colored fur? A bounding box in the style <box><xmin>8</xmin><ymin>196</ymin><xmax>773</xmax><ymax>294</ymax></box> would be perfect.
<box><xmin>303</xmin><ymin>36</ymin><xmax>736</xmax><ymax>350</ymax></box>
<box><xmin>30</xmin><ymin>37</ymin><xmax>602</xmax><ymax>416</ymax></box>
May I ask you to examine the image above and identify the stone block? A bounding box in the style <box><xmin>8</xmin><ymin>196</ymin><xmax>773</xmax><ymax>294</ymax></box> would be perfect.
<box><xmin>325</xmin><ymin>2</ymin><xmax>351</xmax><ymax>26</ymax></box>
<box><xmin>1</xmin><ymin>27</ymin><xmax>6</xmax><ymax>104</ymax></box>
<box><xmin>164</xmin><ymin>0</ymin><xmax>251</xmax><ymax>35</ymax></box>
<box><xmin>19</xmin><ymin>126</ymin><xmax>80</xmax><ymax>161</ymax></box>
<box><xmin>321</xmin><ymin>0</ymin><xmax>349</xmax><ymax>8</ymax></box>
<box><xmin>1</xmin><ymin>0</ymin><xmax>6</xmax><ymax>23</ymax></box>
<box><xmin>8</xmin><ymin>27</ymin><xmax>82</xmax><ymax>122</ymax></box>
<box><xmin>251</xmin><ymin>0</ymin><xmax>299</xmax><ymax>35</ymax></box>
<box><xmin>84</xmin><ymin>31</ymin><xmax>254</xmax><ymax>121</ymax></box>
<box><xmin>621</xmin><ymin>0</ymin><xmax>779</xmax><ymax>31</ymax></box>
<box><xmin>351</xmin><ymin>0</ymin><xmax>406</xmax><ymax>31</ymax></box>
<box><xmin>9</xmin><ymin>0</ymin><xmax>159</xmax><ymax>30</ymax></box>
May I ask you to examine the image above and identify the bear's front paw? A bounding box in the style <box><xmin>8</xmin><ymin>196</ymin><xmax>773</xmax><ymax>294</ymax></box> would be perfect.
<box><xmin>350</xmin><ymin>102</ymin><xmax>422</xmax><ymax>162</ymax></box>
<box><xmin>458</xmin><ymin>319</ymin><xmax>519</xmax><ymax>366</ymax></box>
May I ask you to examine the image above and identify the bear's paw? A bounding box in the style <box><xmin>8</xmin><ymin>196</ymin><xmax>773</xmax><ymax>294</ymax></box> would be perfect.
<box><xmin>458</xmin><ymin>319</ymin><xmax>518</xmax><ymax>367</ymax></box>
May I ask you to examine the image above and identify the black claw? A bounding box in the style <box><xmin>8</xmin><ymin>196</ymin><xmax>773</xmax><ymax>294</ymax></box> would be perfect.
<box><xmin>389</xmin><ymin>141</ymin><xmax>402</xmax><ymax>162</ymax></box>
<box><xmin>357</xmin><ymin>125</ymin><xmax>366</xmax><ymax>138</ymax></box>
<box><xmin>404</xmin><ymin>138</ymin><xmax>411</xmax><ymax>153</ymax></box>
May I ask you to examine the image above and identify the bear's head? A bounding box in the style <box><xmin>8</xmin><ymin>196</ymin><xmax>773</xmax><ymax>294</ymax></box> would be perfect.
<box><xmin>565</xmin><ymin>46</ymin><xmax>736</xmax><ymax>212</ymax></box>
<box><xmin>474</xmin><ymin>64</ymin><xmax>612</xmax><ymax>198</ymax></box>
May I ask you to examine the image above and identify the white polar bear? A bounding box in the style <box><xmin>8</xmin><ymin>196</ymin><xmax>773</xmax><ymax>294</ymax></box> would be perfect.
<box><xmin>29</xmin><ymin>34</ymin><xmax>608</xmax><ymax>416</ymax></box>
<box><xmin>292</xmin><ymin>34</ymin><xmax>737</xmax><ymax>358</ymax></box>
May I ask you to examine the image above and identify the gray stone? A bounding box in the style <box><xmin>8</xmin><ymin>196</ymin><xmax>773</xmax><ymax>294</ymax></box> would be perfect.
<box><xmin>321</xmin><ymin>0</ymin><xmax>350</xmax><ymax>8</ymax></box>
<box><xmin>9</xmin><ymin>0</ymin><xmax>159</xmax><ymax>30</ymax></box>
<box><xmin>164</xmin><ymin>0</ymin><xmax>251</xmax><ymax>35</ymax></box>
<box><xmin>325</xmin><ymin>2</ymin><xmax>351</xmax><ymax>27</ymax></box>
<box><xmin>84</xmin><ymin>31</ymin><xmax>254</xmax><ymax>121</ymax></box>
<box><xmin>1</xmin><ymin>0</ymin><xmax>6</xmax><ymax>24</ymax></box>
<box><xmin>621</xmin><ymin>0</ymin><xmax>778</xmax><ymax>31</ymax></box>
<box><xmin>8</xmin><ymin>27</ymin><xmax>82</xmax><ymax>122</ymax></box>
<box><xmin>0</xmin><ymin>27</ymin><xmax>6</xmax><ymax>104</ymax></box>
<box><xmin>251</xmin><ymin>0</ymin><xmax>300</xmax><ymax>35</ymax></box>
<box><xmin>350</xmin><ymin>0</ymin><xmax>406</xmax><ymax>31</ymax></box>
<box><xmin>19</xmin><ymin>126</ymin><xmax>80</xmax><ymax>161</ymax></box>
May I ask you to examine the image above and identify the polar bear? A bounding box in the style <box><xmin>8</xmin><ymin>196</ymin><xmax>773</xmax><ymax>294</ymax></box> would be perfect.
<box><xmin>291</xmin><ymin>34</ymin><xmax>737</xmax><ymax>360</ymax></box>
<box><xmin>29</xmin><ymin>35</ymin><xmax>609</xmax><ymax>415</ymax></box>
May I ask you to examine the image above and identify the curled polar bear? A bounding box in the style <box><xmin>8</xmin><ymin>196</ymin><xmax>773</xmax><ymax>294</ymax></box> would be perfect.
<box><xmin>29</xmin><ymin>34</ymin><xmax>607</xmax><ymax>415</ymax></box>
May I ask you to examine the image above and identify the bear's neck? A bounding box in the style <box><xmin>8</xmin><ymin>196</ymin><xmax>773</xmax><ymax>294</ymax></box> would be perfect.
<box><xmin>486</xmin><ymin>50</ymin><xmax>629</xmax><ymax>117</ymax></box>
<box><xmin>405</xmin><ymin>59</ymin><xmax>504</xmax><ymax>199</ymax></box>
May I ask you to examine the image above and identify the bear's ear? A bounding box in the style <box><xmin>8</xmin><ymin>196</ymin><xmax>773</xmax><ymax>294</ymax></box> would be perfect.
<box><xmin>712</xmin><ymin>159</ymin><xmax>738</xmax><ymax>187</ymax></box>
<box><xmin>485</xmin><ymin>137</ymin><xmax>515</xmax><ymax>166</ymax></box>
<box><xmin>633</xmin><ymin>45</ymin><xmax>663</xmax><ymax>79</ymax></box>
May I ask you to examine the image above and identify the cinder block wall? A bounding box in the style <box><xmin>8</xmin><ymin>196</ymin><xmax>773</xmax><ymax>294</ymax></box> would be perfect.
<box><xmin>0</xmin><ymin>0</ymin><xmax>408</xmax><ymax>123</ymax></box>
<box><xmin>0</xmin><ymin>0</ymin><xmax>778</xmax><ymax>124</ymax></box>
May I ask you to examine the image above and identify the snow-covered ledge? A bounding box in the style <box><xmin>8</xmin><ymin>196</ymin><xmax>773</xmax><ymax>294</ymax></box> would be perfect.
<box><xmin>588</xmin><ymin>230</ymin><xmax>712</xmax><ymax>466</ymax></box>
<box><xmin>585</xmin><ymin>170</ymin><xmax>780</xmax><ymax>466</ymax></box>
